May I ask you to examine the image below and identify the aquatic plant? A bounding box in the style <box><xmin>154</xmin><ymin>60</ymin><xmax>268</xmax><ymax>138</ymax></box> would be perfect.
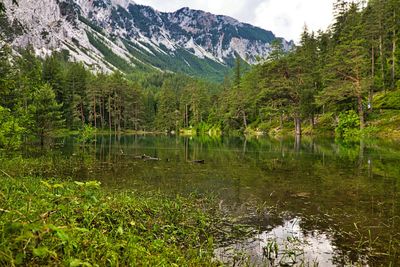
<box><xmin>0</xmin><ymin>176</ymin><xmax>247</xmax><ymax>266</ymax></box>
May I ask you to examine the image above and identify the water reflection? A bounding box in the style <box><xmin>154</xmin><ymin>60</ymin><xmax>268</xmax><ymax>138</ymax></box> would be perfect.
<box><xmin>215</xmin><ymin>217</ymin><xmax>336</xmax><ymax>266</ymax></box>
<box><xmin>9</xmin><ymin>135</ymin><xmax>400</xmax><ymax>265</ymax></box>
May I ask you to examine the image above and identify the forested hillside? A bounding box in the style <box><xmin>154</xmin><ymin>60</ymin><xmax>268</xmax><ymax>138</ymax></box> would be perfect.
<box><xmin>0</xmin><ymin>0</ymin><xmax>291</xmax><ymax>81</ymax></box>
<box><xmin>222</xmin><ymin>0</ymin><xmax>400</xmax><ymax>138</ymax></box>
<box><xmin>0</xmin><ymin>0</ymin><xmax>400</xmax><ymax>148</ymax></box>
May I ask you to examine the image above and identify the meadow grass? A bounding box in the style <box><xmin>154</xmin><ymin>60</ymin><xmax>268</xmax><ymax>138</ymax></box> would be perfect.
<box><xmin>0</xmin><ymin>175</ymin><xmax>235</xmax><ymax>266</ymax></box>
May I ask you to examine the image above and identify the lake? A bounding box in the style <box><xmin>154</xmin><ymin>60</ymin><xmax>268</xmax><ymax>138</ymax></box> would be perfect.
<box><xmin>14</xmin><ymin>135</ymin><xmax>400</xmax><ymax>266</ymax></box>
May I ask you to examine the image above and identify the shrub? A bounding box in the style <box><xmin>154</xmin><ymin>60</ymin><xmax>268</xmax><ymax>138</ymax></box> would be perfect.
<box><xmin>317</xmin><ymin>112</ymin><xmax>336</xmax><ymax>131</ymax></box>
<box><xmin>76</xmin><ymin>125</ymin><xmax>96</xmax><ymax>144</ymax></box>
<box><xmin>335</xmin><ymin>110</ymin><xmax>360</xmax><ymax>139</ymax></box>
<box><xmin>0</xmin><ymin>106</ymin><xmax>24</xmax><ymax>149</ymax></box>
<box><xmin>374</xmin><ymin>90</ymin><xmax>400</xmax><ymax>110</ymax></box>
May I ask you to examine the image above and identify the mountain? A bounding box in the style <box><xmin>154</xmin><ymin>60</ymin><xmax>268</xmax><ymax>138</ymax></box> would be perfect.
<box><xmin>0</xmin><ymin>0</ymin><xmax>293</xmax><ymax>80</ymax></box>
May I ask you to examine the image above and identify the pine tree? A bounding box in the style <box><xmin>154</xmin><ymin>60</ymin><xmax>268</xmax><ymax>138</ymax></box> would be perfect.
<box><xmin>65</xmin><ymin>63</ymin><xmax>87</xmax><ymax>128</ymax></box>
<box><xmin>321</xmin><ymin>2</ymin><xmax>370</xmax><ymax>129</ymax></box>
<box><xmin>28</xmin><ymin>84</ymin><xmax>63</xmax><ymax>146</ymax></box>
<box><xmin>0</xmin><ymin>44</ymin><xmax>17</xmax><ymax>110</ymax></box>
<box><xmin>42</xmin><ymin>54</ymin><xmax>66</xmax><ymax>104</ymax></box>
<box><xmin>233</xmin><ymin>56</ymin><xmax>242</xmax><ymax>88</ymax></box>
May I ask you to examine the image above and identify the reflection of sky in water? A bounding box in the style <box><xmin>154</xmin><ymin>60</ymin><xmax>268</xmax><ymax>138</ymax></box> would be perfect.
<box><xmin>51</xmin><ymin>135</ymin><xmax>400</xmax><ymax>265</ymax></box>
<box><xmin>215</xmin><ymin>218</ymin><xmax>336</xmax><ymax>266</ymax></box>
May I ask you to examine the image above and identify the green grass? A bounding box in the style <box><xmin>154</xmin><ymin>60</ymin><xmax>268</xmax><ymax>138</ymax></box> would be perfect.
<box><xmin>0</xmin><ymin>175</ymin><xmax>240</xmax><ymax>266</ymax></box>
<box><xmin>86</xmin><ymin>31</ymin><xmax>133</xmax><ymax>73</ymax></box>
<box><xmin>367</xmin><ymin>90</ymin><xmax>400</xmax><ymax>138</ymax></box>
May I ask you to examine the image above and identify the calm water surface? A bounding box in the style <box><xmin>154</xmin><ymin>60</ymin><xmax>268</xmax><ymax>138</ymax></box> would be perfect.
<box><xmin>23</xmin><ymin>135</ymin><xmax>400</xmax><ymax>265</ymax></box>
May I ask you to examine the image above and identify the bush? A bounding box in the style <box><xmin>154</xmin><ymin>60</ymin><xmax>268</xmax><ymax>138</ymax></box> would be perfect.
<box><xmin>317</xmin><ymin>112</ymin><xmax>336</xmax><ymax>131</ymax></box>
<box><xmin>335</xmin><ymin>110</ymin><xmax>361</xmax><ymax>139</ymax></box>
<box><xmin>0</xmin><ymin>106</ymin><xmax>24</xmax><ymax>149</ymax></box>
<box><xmin>374</xmin><ymin>90</ymin><xmax>400</xmax><ymax>110</ymax></box>
<box><xmin>76</xmin><ymin>125</ymin><xmax>96</xmax><ymax>144</ymax></box>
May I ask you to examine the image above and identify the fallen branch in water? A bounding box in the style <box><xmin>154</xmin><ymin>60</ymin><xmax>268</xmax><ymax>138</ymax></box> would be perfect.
<box><xmin>134</xmin><ymin>154</ymin><xmax>161</xmax><ymax>161</ymax></box>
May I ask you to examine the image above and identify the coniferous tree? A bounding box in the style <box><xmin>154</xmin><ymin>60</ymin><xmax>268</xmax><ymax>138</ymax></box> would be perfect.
<box><xmin>28</xmin><ymin>84</ymin><xmax>63</xmax><ymax>145</ymax></box>
<box><xmin>321</xmin><ymin>2</ymin><xmax>370</xmax><ymax>129</ymax></box>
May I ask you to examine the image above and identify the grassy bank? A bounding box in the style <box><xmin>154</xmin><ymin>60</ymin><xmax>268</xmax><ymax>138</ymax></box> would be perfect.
<box><xmin>0</xmin><ymin>175</ymin><xmax>242</xmax><ymax>266</ymax></box>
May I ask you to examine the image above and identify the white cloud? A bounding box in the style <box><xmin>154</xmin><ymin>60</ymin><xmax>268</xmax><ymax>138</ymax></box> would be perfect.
<box><xmin>253</xmin><ymin>0</ymin><xmax>335</xmax><ymax>41</ymax></box>
<box><xmin>133</xmin><ymin>0</ymin><xmax>336</xmax><ymax>42</ymax></box>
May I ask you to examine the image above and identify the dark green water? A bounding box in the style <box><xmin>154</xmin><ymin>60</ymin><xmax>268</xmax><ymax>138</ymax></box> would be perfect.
<box><xmin>17</xmin><ymin>135</ymin><xmax>400</xmax><ymax>265</ymax></box>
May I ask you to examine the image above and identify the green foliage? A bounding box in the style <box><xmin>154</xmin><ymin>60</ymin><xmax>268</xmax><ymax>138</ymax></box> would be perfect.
<box><xmin>0</xmin><ymin>176</ymin><xmax>243</xmax><ymax>266</ymax></box>
<box><xmin>28</xmin><ymin>84</ymin><xmax>63</xmax><ymax>145</ymax></box>
<box><xmin>78</xmin><ymin>15</ymin><xmax>105</xmax><ymax>35</ymax></box>
<box><xmin>335</xmin><ymin>110</ymin><xmax>361</xmax><ymax>139</ymax></box>
<box><xmin>0</xmin><ymin>106</ymin><xmax>24</xmax><ymax>149</ymax></box>
<box><xmin>76</xmin><ymin>125</ymin><xmax>96</xmax><ymax>144</ymax></box>
<box><xmin>374</xmin><ymin>91</ymin><xmax>400</xmax><ymax>110</ymax></box>
<box><xmin>317</xmin><ymin>112</ymin><xmax>336</xmax><ymax>132</ymax></box>
<box><xmin>2</xmin><ymin>0</ymin><xmax>400</xmax><ymax>140</ymax></box>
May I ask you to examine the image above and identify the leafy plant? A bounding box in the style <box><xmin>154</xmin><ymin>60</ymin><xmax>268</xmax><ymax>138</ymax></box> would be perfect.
<box><xmin>0</xmin><ymin>175</ymin><xmax>250</xmax><ymax>266</ymax></box>
<box><xmin>0</xmin><ymin>106</ymin><xmax>24</xmax><ymax>149</ymax></box>
<box><xmin>76</xmin><ymin>125</ymin><xmax>96</xmax><ymax>144</ymax></box>
<box><xmin>335</xmin><ymin>110</ymin><xmax>361</xmax><ymax>139</ymax></box>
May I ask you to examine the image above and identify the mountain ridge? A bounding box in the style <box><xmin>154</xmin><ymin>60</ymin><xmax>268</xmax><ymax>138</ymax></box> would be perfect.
<box><xmin>0</xmin><ymin>0</ymin><xmax>293</xmax><ymax>80</ymax></box>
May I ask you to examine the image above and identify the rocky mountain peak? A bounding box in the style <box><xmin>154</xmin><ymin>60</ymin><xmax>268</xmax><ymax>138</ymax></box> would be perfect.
<box><xmin>0</xmin><ymin>0</ymin><xmax>293</xmax><ymax>80</ymax></box>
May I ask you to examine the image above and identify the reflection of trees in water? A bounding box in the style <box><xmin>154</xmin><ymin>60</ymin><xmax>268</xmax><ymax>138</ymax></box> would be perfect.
<box><xmin>11</xmin><ymin>135</ymin><xmax>400</xmax><ymax>265</ymax></box>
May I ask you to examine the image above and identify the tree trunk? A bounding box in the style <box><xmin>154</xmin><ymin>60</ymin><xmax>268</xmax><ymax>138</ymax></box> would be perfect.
<box><xmin>294</xmin><ymin>134</ymin><xmax>301</xmax><ymax>152</ymax></box>
<box><xmin>99</xmin><ymin>97</ymin><xmax>103</xmax><ymax>129</ymax></box>
<box><xmin>369</xmin><ymin>45</ymin><xmax>375</xmax><ymax>111</ymax></box>
<box><xmin>185</xmin><ymin>104</ymin><xmax>189</xmax><ymax>128</ymax></box>
<box><xmin>392</xmin><ymin>10</ymin><xmax>396</xmax><ymax>89</ymax></box>
<box><xmin>357</xmin><ymin>93</ymin><xmax>365</xmax><ymax>130</ymax></box>
<box><xmin>355</xmin><ymin>75</ymin><xmax>365</xmax><ymax>129</ymax></box>
<box><xmin>242</xmin><ymin>110</ymin><xmax>247</xmax><ymax>128</ymax></box>
<box><xmin>372</xmin><ymin>45</ymin><xmax>375</xmax><ymax>78</ymax></box>
<box><xmin>101</xmin><ymin>97</ymin><xmax>105</xmax><ymax>129</ymax></box>
<box><xmin>294</xmin><ymin>116</ymin><xmax>302</xmax><ymax>136</ymax></box>
<box><xmin>80</xmin><ymin>102</ymin><xmax>85</xmax><ymax>127</ymax></box>
<box><xmin>114</xmin><ymin>97</ymin><xmax>117</xmax><ymax>135</ymax></box>
<box><xmin>379</xmin><ymin>34</ymin><xmax>386</xmax><ymax>91</ymax></box>
<box><xmin>93</xmin><ymin>96</ymin><xmax>97</xmax><ymax>128</ymax></box>
<box><xmin>310</xmin><ymin>116</ymin><xmax>315</xmax><ymax>130</ymax></box>
<box><xmin>108</xmin><ymin>96</ymin><xmax>112</xmax><ymax>132</ymax></box>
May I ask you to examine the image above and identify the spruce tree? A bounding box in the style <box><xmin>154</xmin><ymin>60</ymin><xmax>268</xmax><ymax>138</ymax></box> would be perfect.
<box><xmin>28</xmin><ymin>84</ymin><xmax>63</xmax><ymax>146</ymax></box>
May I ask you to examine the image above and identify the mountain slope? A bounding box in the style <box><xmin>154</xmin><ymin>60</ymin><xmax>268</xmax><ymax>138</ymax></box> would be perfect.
<box><xmin>0</xmin><ymin>0</ymin><xmax>293</xmax><ymax>80</ymax></box>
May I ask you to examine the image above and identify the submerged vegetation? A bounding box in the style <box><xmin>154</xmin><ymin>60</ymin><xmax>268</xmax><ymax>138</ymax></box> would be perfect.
<box><xmin>1</xmin><ymin>135</ymin><xmax>400</xmax><ymax>265</ymax></box>
<box><xmin>0</xmin><ymin>174</ymin><xmax>247</xmax><ymax>266</ymax></box>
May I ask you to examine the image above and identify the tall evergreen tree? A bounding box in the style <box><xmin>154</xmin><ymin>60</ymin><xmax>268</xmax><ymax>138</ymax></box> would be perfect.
<box><xmin>28</xmin><ymin>84</ymin><xmax>63</xmax><ymax>146</ymax></box>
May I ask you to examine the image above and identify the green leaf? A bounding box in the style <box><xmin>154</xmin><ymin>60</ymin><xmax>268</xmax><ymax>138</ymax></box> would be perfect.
<box><xmin>117</xmin><ymin>225</ymin><xmax>124</xmax><ymax>235</ymax></box>
<box><xmin>33</xmin><ymin>247</ymin><xmax>57</xmax><ymax>258</ymax></box>
<box><xmin>69</xmin><ymin>258</ymin><xmax>92</xmax><ymax>267</ymax></box>
<box><xmin>41</xmin><ymin>181</ymin><xmax>53</xmax><ymax>189</ymax></box>
<box><xmin>74</xmin><ymin>181</ymin><xmax>85</xmax><ymax>186</ymax></box>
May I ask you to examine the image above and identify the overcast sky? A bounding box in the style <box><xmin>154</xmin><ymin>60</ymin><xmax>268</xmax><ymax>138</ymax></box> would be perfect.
<box><xmin>133</xmin><ymin>0</ymin><xmax>336</xmax><ymax>42</ymax></box>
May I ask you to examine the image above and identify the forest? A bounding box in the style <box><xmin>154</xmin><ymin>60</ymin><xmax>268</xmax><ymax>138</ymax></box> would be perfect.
<box><xmin>1</xmin><ymin>0</ymin><xmax>400</xmax><ymax>148</ymax></box>
<box><xmin>2</xmin><ymin>1</ymin><xmax>400</xmax><ymax>266</ymax></box>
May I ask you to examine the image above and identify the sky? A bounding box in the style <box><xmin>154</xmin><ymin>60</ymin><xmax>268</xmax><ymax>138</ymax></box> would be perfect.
<box><xmin>133</xmin><ymin>0</ymin><xmax>336</xmax><ymax>42</ymax></box>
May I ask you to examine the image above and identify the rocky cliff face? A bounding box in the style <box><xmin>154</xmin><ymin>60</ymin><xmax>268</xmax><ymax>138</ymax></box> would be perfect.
<box><xmin>0</xmin><ymin>0</ymin><xmax>293</xmax><ymax>80</ymax></box>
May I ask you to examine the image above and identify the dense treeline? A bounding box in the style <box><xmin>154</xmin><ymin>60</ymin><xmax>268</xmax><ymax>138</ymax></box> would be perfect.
<box><xmin>214</xmin><ymin>0</ymin><xmax>400</xmax><ymax>137</ymax></box>
<box><xmin>0</xmin><ymin>45</ymin><xmax>221</xmax><ymax>147</ymax></box>
<box><xmin>1</xmin><ymin>0</ymin><xmax>400</xmax><ymax>148</ymax></box>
